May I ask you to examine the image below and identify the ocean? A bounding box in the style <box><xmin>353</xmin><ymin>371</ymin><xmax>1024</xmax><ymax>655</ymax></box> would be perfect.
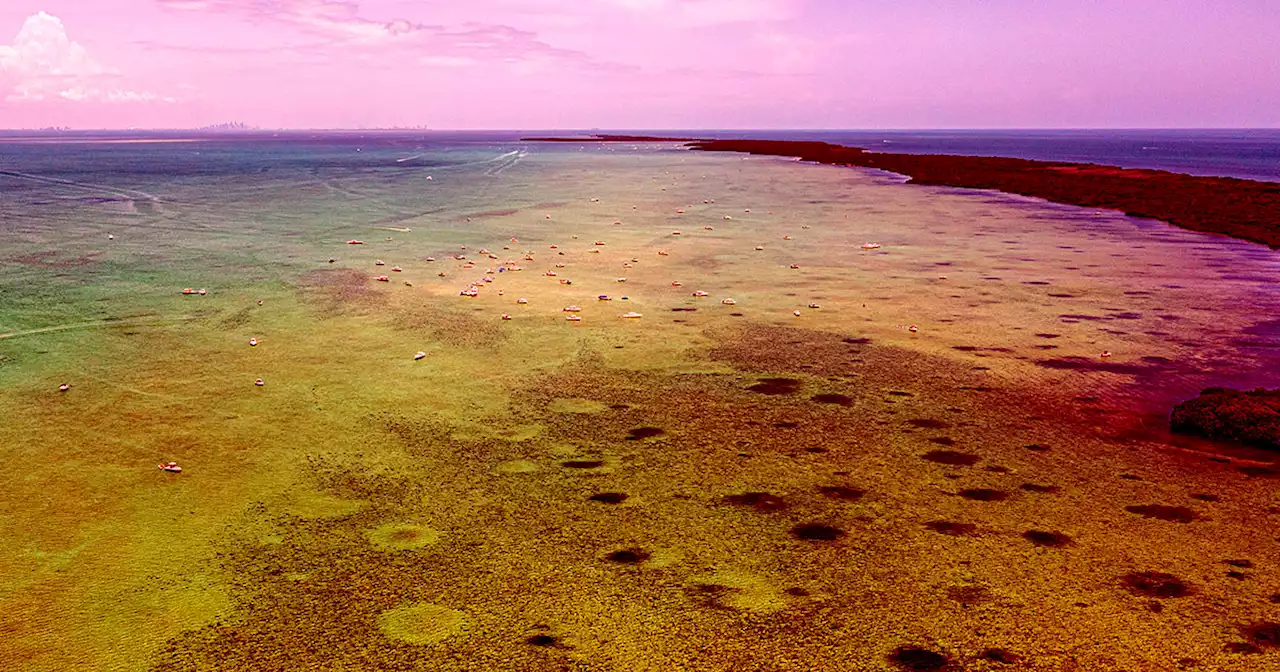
<box><xmin>2</xmin><ymin>133</ymin><xmax>1279</xmax><ymax>671</ymax></box>
<box><xmin>5</xmin><ymin>128</ymin><xmax>1279</xmax><ymax>181</ymax></box>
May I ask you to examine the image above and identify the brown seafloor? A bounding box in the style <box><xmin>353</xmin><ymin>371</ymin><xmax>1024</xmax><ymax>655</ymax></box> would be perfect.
<box><xmin>151</xmin><ymin>322</ymin><xmax>1280</xmax><ymax>671</ymax></box>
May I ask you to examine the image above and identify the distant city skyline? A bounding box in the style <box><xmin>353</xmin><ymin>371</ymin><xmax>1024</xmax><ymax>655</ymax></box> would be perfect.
<box><xmin>1</xmin><ymin>1</ymin><xmax>1277</xmax><ymax>130</ymax></box>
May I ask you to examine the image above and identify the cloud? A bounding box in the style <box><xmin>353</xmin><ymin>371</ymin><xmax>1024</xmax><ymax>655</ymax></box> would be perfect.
<box><xmin>158</xmin><ymin>0</ymin><xmax>437</xmax><ymax>43</ymax></box>
<box><xmin>156</xmin><ymin>0</ymin><xmax>599</xmax><ymax>65</ymax></box>
<box><xmin>595</xmin><ymin>0</ymin><xmax>792</xmax><ymax>25</ymax></box>
<box><xmin>0</xmin><ymin>11</ymin><xmax>172</xmax><ymax>103</ymax></box>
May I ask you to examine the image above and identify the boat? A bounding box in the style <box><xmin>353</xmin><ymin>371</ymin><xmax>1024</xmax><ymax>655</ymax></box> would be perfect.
<box><xmin>598</xmin><ymin>295</ymin><xmax>612</xmax><ymax>301</ymax></box>
<box><xmin>376</xmin><ymin>275</ymin><xmax>390</xmax><ymax>282</ymax></box>
<box><xmin>620</xmin><ymin>312</ymin><xmax>643</xmax><ymax>319</ymax></box>
<box><xmin>722</xmin><ymin>298</ymin><xmax>737</xmax><ymax>305</ymax></box>
<box><xmin>347</xmin><ymin>240</ymin><xmax>364</xmax><ymax>245</ymax></box>
<box><xmin>158</xmin><ymin>462</ymin><xmax>182</xmax><ymax>473</ymax></box>
<box><xmin>566</xmin><ymin>315</ymin><xmax>582</xmax><ymax>321</ymax></box>
<box><xmin>861</xmin><ymin>242</ymin><xmax>882</xmax><ymax>250</ymax></box>
<box><xmin>414</xmin><ymin>351</ymin><xmax>427</xmax><ymax>360</ymax></box>
<box><xmin>375</xmin><ymin>260</ymin><xmax>385</xmax><ymax>266</ymax></box>
<box><xmin>58</xmin><ymin>383</ymin><xmax>71</xmax><ymax>392</ymax></box>
<box><xmin>563</xmin><ymin>305</ymin><xmax>582</xmax><ymax>312</ymax></box>
<box><xmin>692</xmin><ymin>291</ymin><xmax>709</xmax><ymax>297</ymax></box>
<box><xmin>249</xmin><ymin>338</ymin><xmax>258</xmax><ymax>346</ymax></box>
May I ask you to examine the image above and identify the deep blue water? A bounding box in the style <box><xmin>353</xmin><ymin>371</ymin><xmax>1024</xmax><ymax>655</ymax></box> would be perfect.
<box><xmin>2</xmin><ymin>129</ymin><xmax>1277</xmax><ymax>182</ymax></box>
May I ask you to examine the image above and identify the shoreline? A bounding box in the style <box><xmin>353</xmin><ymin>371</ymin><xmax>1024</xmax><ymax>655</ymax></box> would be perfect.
<box><xmin>523</xmin><ymin>135</ymin><xmax>1280</xmax><ymax>249</ymax></box>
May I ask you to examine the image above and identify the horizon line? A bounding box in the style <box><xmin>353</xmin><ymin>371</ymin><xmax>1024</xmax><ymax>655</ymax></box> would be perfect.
<box><xmin>2</xmin><ymin>126</ymin><xmax>1280</xmax><ymax>133</ymax></box>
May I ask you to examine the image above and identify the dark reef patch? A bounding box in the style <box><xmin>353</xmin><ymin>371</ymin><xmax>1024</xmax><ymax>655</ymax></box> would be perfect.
<box><xmin>605</xmin><ymin>548</ymin><xmax>651</xmax><ymax>564</ymax></box>
<box><xmin>812</xmin><ymin>393</ymin><xmax>854</xmax><ymax>406</ymax></box>
<box><xmin>978</xmin><ymin>648</ymin><xmax>1020</xmax><ymax>664</ymax></box>
<box><xmin>589</xmin><ymin>492</ymin><xmax>628</xmax><ymax>504</ymax></box>
<box><xmin>723</xmin><ymin>492</ymin><xmax>789</xmax><ymax>513</ymax></box>
<box><xmin>625</xmin><ymin>426</ymin><xmax>666</xmax><ymax>440</ymax></box>
<box><xmin>925</xmin><ymin>521</ymin><xmax>978</xmax><ymax>536</ymax></box>
<box><xmin>790</xmin><ymin>523</ymin><xmax>846</xmax><ymax>541</ymax></box>
<box><xmin>1125</xmin><ymin>504</ymin><xmax>1198</xmax><ymax>523</ymax></box>
<box><xmin>1023</xmin><ymin>530</ymin><xmax>1072</xmax><ymax>547</ymax></box>
<box><xmin>1239</xmin><ymin>622</ymin><xmax>1280</xmax><ymax>650</ymax></box>
<box><xmin>887</xmin><ymin>645</ymin><xmax>951</xmax><ymax>671</ymax></box>
<box><xmin>818</xmin><ymin>485</ymin><xmax>866</xmax><ymax>502</ymax></box>
<box><xmin>922</xmin><ymin>450</ymin><xmax>980</xmax><ymax>466</ymax></box>
<box><xmin>947</xmin><ymin>585</ymin><xmax>990</xmax><ymax>605</ymax></box>
<box><xmin>1170</xmin><ymin>387</ymin><xmax>1280</xmax><ymax>450</ymax></box>
<box><xmin>959</xmin><ymin>488</ymin><xmax>1009</xmax><ymax>502</ymax></box>
<box><xmin>1121</xmin><ymin>571</ymin><xmax>1194</xmax><ymax>598</ymax></box>
<box><xmin>747</xmin><ymin>378</ymin><xmax>802</xmax><ymax>395</ymax></box>
<box><xmin>562</xmin><ymin>460</ymin><xmax>605</xmax><ymax>469</ymax></box>
<box><xmin>1020</xmin><ymin>483</ymin><xmax>1060</xmax><ymax>494</ymax></box>
<box><xmin>1036</xmin><ymin>357</ymin><xmax>1150</xmax><ymax>374</ymax></box>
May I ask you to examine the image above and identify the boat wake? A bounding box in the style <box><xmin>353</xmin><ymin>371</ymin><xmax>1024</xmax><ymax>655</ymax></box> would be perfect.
<box><xmin>0</xmin><ymin>170</ymin><xmax>163</xmax><ymax>205</ymax></box>
<box><xmin>0</xmin><ymin>314</ymin><xmax>201</xmax><ymax>340</ymax></box>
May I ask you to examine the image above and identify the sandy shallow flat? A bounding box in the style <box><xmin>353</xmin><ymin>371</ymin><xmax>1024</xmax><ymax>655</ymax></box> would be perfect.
<box><xmin>1</xmin><ymin>142</ymin><xmax>1278</xmax><ymax>671</ymax></box>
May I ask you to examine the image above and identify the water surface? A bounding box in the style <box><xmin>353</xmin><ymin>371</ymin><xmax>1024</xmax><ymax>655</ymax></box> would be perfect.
<box><xmin>2</xmin><ymin>136</ymin><xmax>1279</xmax><ymax>671</ymax></box>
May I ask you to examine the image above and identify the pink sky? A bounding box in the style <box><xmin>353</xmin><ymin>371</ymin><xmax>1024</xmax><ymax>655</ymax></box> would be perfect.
<box><xmin>0</xmin><ymin>0</ymin><xmax>1276</xmax><ymax>129</ymax></box>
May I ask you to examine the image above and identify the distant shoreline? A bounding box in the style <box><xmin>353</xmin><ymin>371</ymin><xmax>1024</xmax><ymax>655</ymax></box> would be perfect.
<box><xmin>523</xmin><ymin>135</ymin><xmax>1280</xmax><ymax>249</ymax></box>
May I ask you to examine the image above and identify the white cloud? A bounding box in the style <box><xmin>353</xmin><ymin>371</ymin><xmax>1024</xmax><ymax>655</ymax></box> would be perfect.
<box><xmin>0</xmin><ymin>11</ymin><xmax>172</xmax><ymax>103</ymax></box>
<box><xmin>596</xmin><ymin>0</ymin><xmax>791</xmax><ymax>25</ymax></box>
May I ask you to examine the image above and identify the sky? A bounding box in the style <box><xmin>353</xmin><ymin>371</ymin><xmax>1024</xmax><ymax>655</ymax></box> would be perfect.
<box><xmin>0</xmin><ymin>0</ymin><xmax>1277</xmax><ymax>130</ymax></box>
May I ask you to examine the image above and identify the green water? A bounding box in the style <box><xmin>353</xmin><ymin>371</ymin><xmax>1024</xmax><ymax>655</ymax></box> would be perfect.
<box><xmin>2</xmin><ymin>136</ymin><xmax>1279</xmax><ymax>670</ymax></box>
